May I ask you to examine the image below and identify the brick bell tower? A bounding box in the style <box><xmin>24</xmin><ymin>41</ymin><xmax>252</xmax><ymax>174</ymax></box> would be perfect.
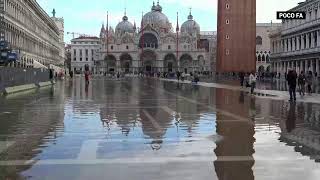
<box><xmin>217</xmin><ymin>0</ymin><xmax>256</xmax><ymax>73</ymax></box>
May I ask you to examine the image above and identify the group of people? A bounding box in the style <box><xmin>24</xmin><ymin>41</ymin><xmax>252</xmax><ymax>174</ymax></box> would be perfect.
<box><xmin>239</xmin><ymin>72</ymin><xmax>258</xmax><ymax>94</ymax></box>
<box><xmin>287</xmin><ymin>69</ymin><xmax>313</xmax><ymax>101</ymax></box>
<box><xmin>176</xmin><ymin>71</ymin><xmax>200</xmax><ymax>84</ymax></box>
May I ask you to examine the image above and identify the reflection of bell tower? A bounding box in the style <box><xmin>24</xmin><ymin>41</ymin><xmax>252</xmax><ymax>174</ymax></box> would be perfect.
<box><xmin>214</xmin><ymin>89</ymin><xmax>255</xmax><ymax>180</ymax></box>
<box><xmin>217</xmin><ymin>0</ymin><xmax>256</xmax><ymax>73</ymax></box>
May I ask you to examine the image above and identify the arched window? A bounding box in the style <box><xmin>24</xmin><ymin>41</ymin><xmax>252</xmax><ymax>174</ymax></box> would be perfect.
<box><xmin>256</xmin><ymin>36</ymin><xmax>262</xmax><ymax>45</ymax></box>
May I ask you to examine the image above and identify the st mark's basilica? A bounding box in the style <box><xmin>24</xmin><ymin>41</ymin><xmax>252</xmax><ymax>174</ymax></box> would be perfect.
<box><xmin>95</xmin><ymin>1</ymin><xmax>213</xmax><ymax>74</ymax></box>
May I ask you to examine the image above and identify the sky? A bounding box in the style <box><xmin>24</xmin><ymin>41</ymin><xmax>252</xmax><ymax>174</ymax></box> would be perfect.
<box><xmin>37</xmin><ymin>0</ymin><xmax>302</xmax><ymax>43</ymax></box>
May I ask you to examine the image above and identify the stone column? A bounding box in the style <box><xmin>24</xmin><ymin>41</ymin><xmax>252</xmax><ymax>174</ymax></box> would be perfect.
<box><xmin>288</xmin><ymin>38</ymin><xmax>291</xmax><ymax>51</ymax></box>
<box><xmin>311</xmin><ymin>32</ymin><xmax>315</xmax><ymax>48</ymax></box>
<box><xmin>316</xmin><ymin>59</ymin><xmax>320</xmax><ymax>74</ymax></box>
<box><xmin>306</xmin><ymin>33</ymin><xmax>310</xmax><ymax>49</ymax></box>
<box><xmin>296</xmin><ymin>36</ymin><xmax>300</xmax><ymax>50</ymax></box>
<box><xmin>301</xmin><ymin>34</ymin><xmax>305</xmax><ymax>49</ymax></box>
<box><xmin>317</xmin><ymin>31</ymin><xmax>320</xmax><ymax>47</ymax></box>
<box><xmin>305</xmin><ymin>60</ymin><xmax>309</xmax><ymax>73</ymax></box>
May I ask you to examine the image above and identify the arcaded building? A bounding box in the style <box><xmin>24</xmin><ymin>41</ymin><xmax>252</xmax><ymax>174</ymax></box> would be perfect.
<box><xmin>96</xmin><ymin>2</ymin><xmax>214</xmax><ymax>74</ymax></box>
<box><xmin>217</xmin><ymin>0</ymin><xmax>256</xmax><ymax>73</ymax></box>
<box><xmin>270</xmin><ymin>0</ymin><xmax>320</xmax><ymax>76</ymax></box>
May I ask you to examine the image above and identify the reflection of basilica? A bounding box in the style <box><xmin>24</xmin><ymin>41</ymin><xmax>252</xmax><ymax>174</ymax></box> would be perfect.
<box><xmin>96</xmin><ymin>1</ymin><xmax>212</xmax><ymax>74</ymax></box>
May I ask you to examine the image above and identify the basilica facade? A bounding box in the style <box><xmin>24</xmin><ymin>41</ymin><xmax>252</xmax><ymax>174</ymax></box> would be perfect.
<box><xmin>96</xmin><ymin>2</ymin><xmax>211</xmax><ymax>74</ymax></box>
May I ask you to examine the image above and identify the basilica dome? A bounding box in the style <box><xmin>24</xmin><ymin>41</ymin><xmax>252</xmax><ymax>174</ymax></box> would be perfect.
<box><xmin>142</xmin><ymin>2</ymin><xmax>171</xmax><ymax>31</ymax></box>
<box><xmin>181</xmin><ymin>12</ymin><xmax>200</xmax><ymax>35</ymax></box>
<box><xmin>116</xmin><ymin>15</ymin><xmax>134</xmax><ymax>34</ymax></box>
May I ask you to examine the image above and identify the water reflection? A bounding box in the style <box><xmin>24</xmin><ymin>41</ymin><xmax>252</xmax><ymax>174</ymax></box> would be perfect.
<box><xmin>279</xmin><ymin>101</ymin><xmax>320</xmax><ymax>163</ymax></box>
<box><xmin>214</xmin><ymin>89</ymin><xmax>255</xmax><ymax>180</ymax></box>
<box><xmin>1</xmin><ymin>78</ymin><xmax>320</xmax><ymax>179</ymax></box>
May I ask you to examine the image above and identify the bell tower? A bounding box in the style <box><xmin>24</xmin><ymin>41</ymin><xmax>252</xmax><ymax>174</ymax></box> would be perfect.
<box><xmin>217</xmin><ymin>0</ymin><xmax>256</xmax><ymax>73</ymax></box>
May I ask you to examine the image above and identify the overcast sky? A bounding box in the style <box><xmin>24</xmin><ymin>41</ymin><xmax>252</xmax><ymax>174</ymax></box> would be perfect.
<box><xmin>37</xmin><ymin>0</ymin><xmax>303</xmax><ymax>43</ymax></box>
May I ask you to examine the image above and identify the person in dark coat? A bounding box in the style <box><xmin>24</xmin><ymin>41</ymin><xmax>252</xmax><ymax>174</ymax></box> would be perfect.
<box><xmin>286</xmin><ymin>69</ymin><xmax>297</xmax><ymax>101</ymax></box>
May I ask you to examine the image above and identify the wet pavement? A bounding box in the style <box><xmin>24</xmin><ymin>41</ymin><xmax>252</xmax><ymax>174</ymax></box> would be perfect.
<box><xmin>1</xmin><ymin>77</ymin><xmax>320</xmax><ymax>180</ymax></box>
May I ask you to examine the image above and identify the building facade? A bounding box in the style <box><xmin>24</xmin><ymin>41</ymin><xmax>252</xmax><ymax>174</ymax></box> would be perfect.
<box><xmin>270</xmin><ymin>0</ymin><xmax>320</xmax><ymax>76</ymax></box>
<box><xmin>0</xmin><ymin>0</ymin><xmax>61</xmax><ymax>67</ymax></box>
<box><xmin>217</xmin><ymin>0</ymin><xmax>256</xmax><ymax>73</ymax></box>
<box><xmin>96</xmin><ymin>2</ymin><xmax>213</xmax><ymax>74</ymax></box>
<box><xmin>51</xmin><ymin>9</ymin><xmax>65</xmax><ymax>64</ymax></box>
<box><xmin>70</xmin><ymin>36</ymin><xmax>100</xmax><ymax>73</ymax></box>
<box><xmin>256</xmin><ymin>23</ymin><xmax>281</xmax><ymax>75</ymax></box>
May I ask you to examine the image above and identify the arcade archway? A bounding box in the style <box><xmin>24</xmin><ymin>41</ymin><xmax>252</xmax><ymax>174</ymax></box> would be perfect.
<box><xmin>164</xmin><ymin>53</ymin><xmax>177</xmax><ymax>72</ymax></box>
<box><xmin>180</xmin><ymin>54</ymin><xmax>193</xmax><ymax>73</ymax></box>
<box><xmin>120</xmin><ymin>53</ymin><xmax>133</xmax><ymax>73</ymax></box>
<box><xmin>141</xmin><ymin>50</ymin><xmax>157</xmax><ymax>72</ymax></box>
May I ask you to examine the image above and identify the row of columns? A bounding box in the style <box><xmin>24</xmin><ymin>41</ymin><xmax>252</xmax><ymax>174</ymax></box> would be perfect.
<box><xmin>272</xmin><ymin>59</ymin><xmax>320</xmax><ymax>75</ymax></box>
<box><xmin>272</xmin><ymin>31</ymin><xmax>320</xmax><ymax>53</ymax></box>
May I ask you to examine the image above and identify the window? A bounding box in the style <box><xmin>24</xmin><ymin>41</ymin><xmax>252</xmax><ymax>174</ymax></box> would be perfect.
<box><xmin>226</xmin><ymin>35</ymin><xmax>230</xmax><ymax>40</ymax></box>
<box><xmin>80</xmin><ymin>49</ymin><xmax>82</xmax><ymax>56</ymax></box>
<box><xmin>73</xmin><ymin>49</ymin><xmax>76</xmax><ymax>56</ymax></box>
<box><xmin>226</xmin><ymin>49</ymin><xmax>230</xmax><ymax>55</ymax></box>
<box><xmin>85</xmin><ymin>49</ymin><xmax>88</xmax><ymax>56</ymax></box>
<box><xmin>73</xmin><ymin>58</ymin><xmax>76</xmax><ymax>61</ymax></box>
<box><xmin>80</xmin><ymin>58</ymin><xmax>82</xmax><ymax>61</ymax></box>
<box><xmin>226</xmin><ymin>19</ymin><xmax>230</xmax><ymax>24</ymax></box>
<box><xmin>111</xmin><ymin>45</ymin><xmax>113</xmax><ymax>50</ymax></box>
<box><xmin>126</xmin><ymin>46</ymin><xmax>129</xmax><ymax>50</ymax></box>
<box><xmin>168</xmin><ymin>45</ymin><xmax>171</xmax><ymax>50</ymax></box>
<box><xmin>86</xmin><ymin>58</ymin><xmax>88</xmax><ymax>61</ymax></box>
<box><xmin>226</xmin><ymin>3</ymin><xmax>230</xmax><ymax>9</ymax></box>
<box><xmin>256</xmin><ymin>36</ymin><xmax>262</xmax><ymax>45</ymax></box>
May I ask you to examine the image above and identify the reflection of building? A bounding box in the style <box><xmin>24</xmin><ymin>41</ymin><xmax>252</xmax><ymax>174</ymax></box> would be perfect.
<box><xmin>215</xmin><ymin>89</ymin><xmax>255</xmax><ymax>179</ymax></box>
<box><xmin>279</xmin><ymin>102</ymin><xmax>320</xmax><ymax>162</ymax></box>
<box><xmin>256</xmin><ymin>23</ymin><xmax>281</xmax><ymax>75</ymax></box>
<box><xmin>270</xmin><ymin>0</ymin><xmax>320</xmax><ymax>75</ymax></box>
<box><xmin>0</xmin><ymin>1</ymin><xmax>62</xmax><ymax>67</ymax></box>
<box><xmin>96</xmin><ymin>2</ymin><xmax>213</xmax><ymax>74</ymax></box>
<box><xmin>70</xmin><ymin>37</ymin><xmax>100</xmax><ymax>73</ymax></box>
<box><xmin>217</xmin><ymin>0</ymin><xmax>256</xmax><ymax>73</ymax></box>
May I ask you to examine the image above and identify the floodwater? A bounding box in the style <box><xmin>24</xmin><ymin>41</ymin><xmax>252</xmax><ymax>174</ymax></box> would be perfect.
<box><xmin>0</xmin><ymin>77</ymin><xmax>320</xmax><ymax>180</ymax></box>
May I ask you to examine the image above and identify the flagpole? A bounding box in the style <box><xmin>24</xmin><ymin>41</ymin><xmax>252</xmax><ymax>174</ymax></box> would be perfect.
<box><xmin>176</xmin><ymin>12</ymin><xmax>179</xmax><ymax>72</ymax></box>
<box><xmin>141</xmin><ymin>11</ymin><xmax>144</xmax><ymax>73</ymax></box>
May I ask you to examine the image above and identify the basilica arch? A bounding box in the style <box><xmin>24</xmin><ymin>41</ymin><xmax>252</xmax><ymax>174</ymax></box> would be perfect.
<box><xmin>120</xmin><ymin>53</ymin><xmax>133</xmax><ymax>73</ymax></box>
<box><xmin>180</xmin><ymin>54</ymin><xmax>193</xmax><ymax>73</ymax></box>
<box><xmin>141</xmin><ymin>50</ymin><xmax>157</xmax><ymax>72</ymax></box>
<box><xmin>139</xmin><ymin>32</ymin><xmax>159</xmax><ymax>49</ymax></box>
<box><xmin>104</xmin><ymin>54</ymin><xmax>117</xmax><ymax>72</ymax></box>
<box><xmin>164</xmin><ymin>53</ymin><xmax>177</xmax><ymax>72</ymax></box>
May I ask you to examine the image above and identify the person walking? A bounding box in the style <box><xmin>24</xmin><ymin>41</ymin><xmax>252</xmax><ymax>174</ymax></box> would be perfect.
<box><xmin>176</xmin><ymin>71</ymin><xmax>181</xmax><ymax>82</ymax></box>
<box><xmin>287</xmin><ymin>69</ymin><xmax>297</xmax><ymax>101</ymax></box>
<box><xmin>249</xmin><ymin>72</ymin><xmax>257</xmax><ymax>94</ymax></box>
<box><xmin>239</xmin><ymin>72</ymin><xmax>245</xmax><ymax>87</ymax></box>
<box><xmin>298</xmin><ymin>71</ymin><xmax>306</xmax><ymax>96</ymax></box>
<box><xmin>84</xmin><ymin>70</ymin><xmax>90</xmax><ymax>84</ymax></box>
<box><xmin>306</xmin><ymin>71</ymin><xmax>313</xmax><ymax>94</ymax></box>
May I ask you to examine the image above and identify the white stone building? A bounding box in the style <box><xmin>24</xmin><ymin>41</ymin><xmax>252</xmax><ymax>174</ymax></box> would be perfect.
<box><xmin>256</xmin><ymin>23</ymin><xmax>281</xmax><ymax>75</ymax></box>
<box><xmin>51</xmin><ymin>9</ymin><xmax>65</xmax><ymax>64</ymax></box>
<box><xmin>270</xmin><ymin>0</ymin><xmax>320</xmax><ymax>76</ymax></box>
<box><xmin>70</xmin><ymin>36</ymin><xmax>100</xmax><ymax>73</ymax></box>
<box><xmin>0</xmin><ymin>0</ymin><xmax>62</xmax><ymax>67</ymax></box>
<box><xmin>96</xmin><ymin>2</ymin><xmax>212</xmax><ymax>74</ymax></box>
